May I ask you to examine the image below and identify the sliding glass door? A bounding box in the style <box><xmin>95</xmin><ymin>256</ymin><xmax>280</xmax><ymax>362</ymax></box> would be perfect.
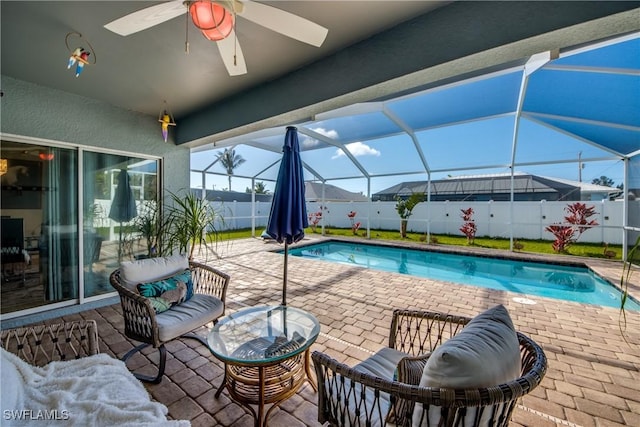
<box><xmin>1</xmin><ymin>139</ymin><xmax>159</xmax><ymax>314</ymax></box>
<box><xmin>83</xmin><ymin>152</ymin><xmax>158</xmax><ymax>298</ymax></box>
<box><xmin>1</xmin><ymin>141</ymin><xmax>78</xmax><ymax>312</ymax></box>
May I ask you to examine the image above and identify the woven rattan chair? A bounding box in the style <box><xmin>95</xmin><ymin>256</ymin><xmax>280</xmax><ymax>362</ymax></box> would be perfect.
<box><xmin>1</xmin><ymin>320</ymin><xmax>99</xmax><ymax>366</ymax></box>
<box><xmin>312</xmin><ymin>309</ymin><xmax>547</xmax><ymax>427</ymax></box>
<box><xmin>110</xmin><ymin>260</ymin><xmax>230</xmax><ymax>383</ymax></box>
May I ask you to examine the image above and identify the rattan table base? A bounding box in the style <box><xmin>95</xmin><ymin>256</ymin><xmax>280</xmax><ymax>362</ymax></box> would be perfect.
<box><xmin>215</xmin><ymin>349</ymin><xmax>316</xmax><ymax>427</ymax></box>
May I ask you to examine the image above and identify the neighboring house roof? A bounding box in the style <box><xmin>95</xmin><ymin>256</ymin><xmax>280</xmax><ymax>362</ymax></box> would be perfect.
<box><xmin>373</xmin><ymin>172</ymin><xmax>616</xmax><ymax>201</ymax></box>
<box><xmin>538</xmin><ymin>175</ymin><xmax>618</xmax><ymax>194</ymax></box>
<box><xmin>192</xmin><ymin>189</ymin><xmax>273</xmax><ymax>203</ymax></box>
<box><xmin>192</xmin><ymin>181</ymin><xmax>368</xmax><ymax>203</ymax></box>
<box><xmin>304</xmin><ymin>182</ymin><xmax>369</xmax><ymax>202</ymax></box>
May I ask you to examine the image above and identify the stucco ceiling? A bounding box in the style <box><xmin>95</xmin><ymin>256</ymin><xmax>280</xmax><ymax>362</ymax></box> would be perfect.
<box><xmin>1</xmin><ymin>2</ymin><xmax>638</xmax><ymax>149</ymax></box>
<box><xmin>0</xmin><ymin>1</ymin><xmax>446</xmax><ymax>117</ymax></box>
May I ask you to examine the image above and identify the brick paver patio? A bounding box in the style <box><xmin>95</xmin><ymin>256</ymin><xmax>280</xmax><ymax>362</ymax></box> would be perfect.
<box><xmin>23</xmin><ymin>236</ymin><xmax>640</xmax><ymax>426</ymax></box>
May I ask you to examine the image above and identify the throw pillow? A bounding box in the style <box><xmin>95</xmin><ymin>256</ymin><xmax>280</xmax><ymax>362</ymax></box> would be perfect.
<box><xmin>412</xmin><ymin>304</ymin><xmax>521</xmax><ymax>426</ymax></box>
<box><xmin>136</xmin><ymin>269</ymin><xmax>193</xmax><ymax>313</ymax></box>
<box><xmin>120</xmin><ymin>254</ymin><xmax>189</xmax><ymax>291</ymax></box>
<box><xmin>145</xmin><ymin>297</ymin><xmax>174</xmax><ymax>314</ymax></box>
<box><xmin>387</xmin><ymin>353</ymin><xmax>431</xmax><ymax>424</ymax></box>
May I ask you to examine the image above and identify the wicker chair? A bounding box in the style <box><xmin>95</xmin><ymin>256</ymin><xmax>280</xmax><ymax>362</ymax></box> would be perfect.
<box><xmin>1</xmin><ymin>320</ymin><xmax>99</xmax><ymax>365</ymax></box>
<box><xmin>312</xmin><ymin>309</ymin><xmax>547</xmax><ymax>427</ymax></box>
<box><xmin>110</xmin><ymin>260</ymin><xmax>230</xmax><ymax>383</ymax></box>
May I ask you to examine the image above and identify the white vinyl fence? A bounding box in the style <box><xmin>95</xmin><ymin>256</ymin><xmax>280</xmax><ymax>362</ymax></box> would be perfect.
<box><xmin>211</xmin><ymin>199</ymin><xmax>638</xmax><ymax>245</ymax></box>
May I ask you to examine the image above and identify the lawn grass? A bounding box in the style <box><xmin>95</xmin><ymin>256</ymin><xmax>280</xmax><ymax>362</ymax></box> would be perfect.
<box><xmin>212</xmin><ymin>227</ymin><xmax>624</xmax><ymax>260</ymax></box>
<box><xmin>216</xmin><ymin>228</ymin><xmax>255</xmax><ymax>241</ymax></box>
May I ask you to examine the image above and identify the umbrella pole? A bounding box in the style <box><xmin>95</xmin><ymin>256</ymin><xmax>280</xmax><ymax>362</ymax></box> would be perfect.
<box><xmin>282</xmin><ymin>241</ymin><xmax>288</xmax><ymax>306</ymax></box>
<box><xmin>118</xmin><ymin>222</ymin><xmax>123</xmax><ymax>263</ymax></box>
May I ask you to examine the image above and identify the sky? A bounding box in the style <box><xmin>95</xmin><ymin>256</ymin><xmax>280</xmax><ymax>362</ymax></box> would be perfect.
<box><xmin>190</xmin><ymin>124</ymin><xmax>625</xmax><ymax>196</ymax></box>
<box><xmin>190</xmin><ymin>36</ymin><xmax>637</xmax><ymax>195</ymax></box>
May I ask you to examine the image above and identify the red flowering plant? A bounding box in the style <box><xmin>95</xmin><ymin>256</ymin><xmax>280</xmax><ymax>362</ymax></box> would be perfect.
<box><xmin>545</xmin><ymin>202</ymin><xmax>598</xmax><ymax>252</ymax></box>
<box><xmin>347</xmin><ymin>211</ymin><xmax>360</xmax><ymax>235</ymax></box>
<box><xmin>308</xmin><ymin>211</ymin><xmax>322</xmax><ymax>233</ymax></box>
<box><xmin>460</xmin><ymin>208</ymin><xmax>477</xmax><ymax>244</ymax></box>
<box><xmin>352</xmin><ymin>222</ymin><xmax>361</xmax><ymax>235</ymax></box>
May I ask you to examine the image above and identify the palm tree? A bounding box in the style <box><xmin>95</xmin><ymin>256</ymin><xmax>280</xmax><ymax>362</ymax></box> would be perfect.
<box><xmin>254</xmin><ymin>181</ymin><xmax>269</xmax><ymax>194</ymax></box>
<box><xmin>245</xmin><ymin>181</ymin><xmax>270</xmax><ymax>194</ymax></box>
<box><xmin>216</xmin><ymin>148</ymin><xmax>246</xmax><ymax>191</ymax></box>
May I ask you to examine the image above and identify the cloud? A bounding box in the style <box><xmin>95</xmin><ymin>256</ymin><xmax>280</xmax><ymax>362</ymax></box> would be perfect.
<box><xmin>332</xmin><ymin>141</ymin><xmax>381</xmax><ymax>159</ymax></box>
<box><xmin>301</xmin><ymin>127</ymin><xmax>339</xmax><ymax>149</ymax></box>
<box><xmin>312</xmin><ymin>127</ymin><xmax>339</xmax><ymax>139</ymax></box>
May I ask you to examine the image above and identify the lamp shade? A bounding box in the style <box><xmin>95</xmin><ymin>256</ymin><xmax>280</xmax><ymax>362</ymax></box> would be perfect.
<box><xmin>190</xmin><ymin>0</ymin><xmax>234</xmax><ymax>41</ymax></box>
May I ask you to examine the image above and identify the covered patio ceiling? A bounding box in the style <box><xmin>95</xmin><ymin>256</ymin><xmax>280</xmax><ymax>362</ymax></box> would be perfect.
<box><xmin>191</xmin><ymin>32</ymin><xmax>640</xmax><ymax>187</ymax></box>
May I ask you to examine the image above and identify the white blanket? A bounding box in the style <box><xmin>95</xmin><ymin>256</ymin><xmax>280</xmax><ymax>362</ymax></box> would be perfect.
<box><xmin>1</xmin><ymin>348</ymin><xmax>190</xmax><ymax>427</ymax></box>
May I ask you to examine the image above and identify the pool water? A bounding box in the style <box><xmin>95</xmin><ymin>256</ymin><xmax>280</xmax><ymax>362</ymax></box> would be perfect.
<box><xmin>288</xmin><ymin>241</ymin><xmax>640</xmax><ymax>311</ymax></box>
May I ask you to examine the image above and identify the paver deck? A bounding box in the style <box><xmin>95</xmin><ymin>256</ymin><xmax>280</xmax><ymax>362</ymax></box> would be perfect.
<box><xmin>17</xmin><ymin>236</ymin><xmax>640</xmax><ymax>426</ymax></box>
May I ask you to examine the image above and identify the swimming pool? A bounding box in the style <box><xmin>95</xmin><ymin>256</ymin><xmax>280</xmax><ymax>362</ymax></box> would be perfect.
<box><xmin>288</xmin><ymin>241</ymin><xmax>640</xmax><ymax>311</ymax></box>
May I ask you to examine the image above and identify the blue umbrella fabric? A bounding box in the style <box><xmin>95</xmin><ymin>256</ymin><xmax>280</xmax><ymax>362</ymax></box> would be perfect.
<box><xmin>109</xmin><ymin>169</ymin><xmax>137</xmax><ymax>261</ymax></box>
<box><xmin>266</xmin><ymin>126</ymin><xmax>308</xmax><ymax>306</ymax></box>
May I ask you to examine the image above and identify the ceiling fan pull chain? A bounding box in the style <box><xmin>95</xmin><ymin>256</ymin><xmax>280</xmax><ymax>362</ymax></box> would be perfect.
<box><xmin>185</xmin><ymin>4</ymin><xmax>190</xmax><ymax>54</ymax></box>
<box><xmin>233</xmin><ymin>10</ymin><xmax>237</xmax><ymax>66</ymax></box>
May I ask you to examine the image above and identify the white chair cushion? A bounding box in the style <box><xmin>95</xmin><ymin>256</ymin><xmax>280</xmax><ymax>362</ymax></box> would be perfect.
<box><xmin>119</xmin><ymin>254</ymin><xmax>188</xmax><ymax>291</ymax></box>
<box><xmin>155</xmin><ymin>294</ymin><xmax>224</xmax><ymax>342</ymax></box>
<box><xmin>412</xmin><ymin>304</ymin><xmax>521</xmax><ymax>427</ymax></box>
<box><xmin>355</xmin><ymin>347</ymin><xmax>408</xmax><ymax>380</ymax></box>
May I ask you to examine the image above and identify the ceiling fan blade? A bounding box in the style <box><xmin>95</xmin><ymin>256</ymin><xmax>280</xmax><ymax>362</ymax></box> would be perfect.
<box><xmin>104</xmin><ymin>1</ymin><xmax>186</xmax><ymax>36</ymax></box>
<box><xmin>239</xmin><ymin>0</ymin><xmax>328</xmax><ymax>47</ymax></box>
<box><xmin>216</xmin><ymin>31</ymin><xmax>247</xmax><ymax>76</ymax></box>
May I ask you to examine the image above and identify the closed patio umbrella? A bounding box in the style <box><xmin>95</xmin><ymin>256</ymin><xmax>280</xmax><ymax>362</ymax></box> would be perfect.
<box><xmin>109</xmin><ymin>169</ymin><xmax>137</xmax><ymax>262</ymax></box>
<box><xmin>266</xmin><ymin>126</ymin><xmax>308</xmax><ymax>306</ymax></box>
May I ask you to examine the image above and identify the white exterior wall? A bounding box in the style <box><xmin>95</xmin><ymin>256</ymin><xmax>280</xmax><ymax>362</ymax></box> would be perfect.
<box><xmin>214</xmin><ymin>199</ymin><xmax>633</xmax><ymax>244</ymax></box>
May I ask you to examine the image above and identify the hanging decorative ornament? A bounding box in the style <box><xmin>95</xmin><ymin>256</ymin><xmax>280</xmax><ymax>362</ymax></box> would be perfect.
<box><xmin>158</xmin><ymin>101</ymin><xmax>177</xmax><ymax>143</ymax></box>
<box><xmin>65</xmin><ymin>32</ymin><xmax>96</xmax><ymax>77</ymax></box>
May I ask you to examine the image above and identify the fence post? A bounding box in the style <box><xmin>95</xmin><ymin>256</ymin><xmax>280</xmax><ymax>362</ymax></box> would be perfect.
<box><xmin>488</xmin><ymin>200</ymin><xmax>493</xmax><ymax>238</ymax></box>
<box><xmin>540</xmin><ymin>200</ymin><xmax>545</xmax><ymax>240</ymax></box>
<box><xmin>232</xmin><ymin>200</ymin><xmax>237</xmax><ymax>230</ymax></box>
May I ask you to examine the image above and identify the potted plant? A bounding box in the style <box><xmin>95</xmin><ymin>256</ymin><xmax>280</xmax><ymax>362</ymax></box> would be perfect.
<box><xmin>134</xmin><ymin>200</ymin><xmax>162</xmax><ymax>258</ymax></box>
<box><xmin>165</xmin><ymin>191</ymin><xmax>223</xmax><ymax>261</ymax></box>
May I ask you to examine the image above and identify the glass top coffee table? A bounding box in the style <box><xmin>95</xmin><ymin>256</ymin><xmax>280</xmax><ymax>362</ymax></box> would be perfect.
<box><xmin>207</xmin><ymin>305</ymin><xmax>320</xmax><ymax>427</ymax></box>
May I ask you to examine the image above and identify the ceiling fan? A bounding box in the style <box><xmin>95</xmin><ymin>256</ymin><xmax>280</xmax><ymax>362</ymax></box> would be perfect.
<box><xmin>104</xmin><ymin>0</ymin><xmax>329</xmax><ymax>76</ymax></box>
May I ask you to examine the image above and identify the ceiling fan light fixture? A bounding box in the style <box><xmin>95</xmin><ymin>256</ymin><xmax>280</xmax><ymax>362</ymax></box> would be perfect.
<box><xmin>200</xmin><ymin>17</ymin><xmax>234</xmax><ymax>41</ymax></box>
<box><xmin>189</xmin><ymin>0</ymin><xmax>234</xmax><ymax>41</ymax></box>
